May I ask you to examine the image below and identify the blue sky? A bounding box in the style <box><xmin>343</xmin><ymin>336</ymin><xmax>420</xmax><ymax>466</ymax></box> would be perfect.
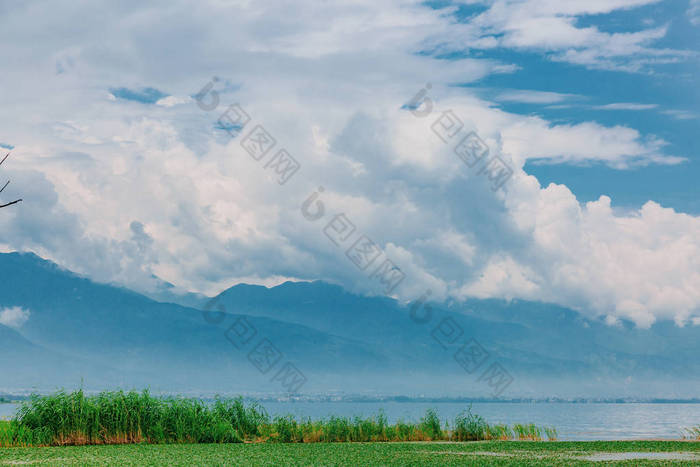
<box><xmin>0</xmin><ymin>0</ymin><xmax>699</xmax><ymax>328</ymax></box>
<box><xmin>428</xmin><ymin>0</ymin><xmax>700</xmax><ymax>213</ymax></box>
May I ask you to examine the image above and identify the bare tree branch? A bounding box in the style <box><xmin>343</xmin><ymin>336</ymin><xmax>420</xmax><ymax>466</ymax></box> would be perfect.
<box><xmin>0</xmin><ymin>152</ymin><xmax>22</xmax><ymax>209</ymax></box>
<box><xmin>0</xmin><ymin>199</ymin><xmax>22</xmax><ymax>209</ymax></box>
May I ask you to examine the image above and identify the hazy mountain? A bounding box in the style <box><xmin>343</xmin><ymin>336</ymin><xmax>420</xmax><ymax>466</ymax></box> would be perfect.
<box><xmin>0</xmin><ymin>252</ymin><xmax>387</xmax><ymax>394</ymax></box>
<box><xmin>208</xmin><ymin>279</ymin><xmax>700</xmax><ymax>396</ymax></box>
<box><xmin>1</xmin><ymin>251</ymin><xmax>699</xmax><ymax>398</ymax></box>
<box><xmin>0</xmin><ymin>323</ymin><xmax>119</xmax><ymax>390</ymax></box>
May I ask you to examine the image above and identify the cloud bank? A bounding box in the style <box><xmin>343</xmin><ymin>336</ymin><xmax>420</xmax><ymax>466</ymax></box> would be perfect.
<box><xmin>0</xmin><ymin>0</ymin><xmax>698</xmax><ymax>327</ymax></box>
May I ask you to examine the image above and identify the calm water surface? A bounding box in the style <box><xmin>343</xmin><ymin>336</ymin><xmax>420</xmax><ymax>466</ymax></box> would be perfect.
<box><xmin>2</xmin><ymin>402</ymin><xmax>699</xmax><ymax>440</ymax></box>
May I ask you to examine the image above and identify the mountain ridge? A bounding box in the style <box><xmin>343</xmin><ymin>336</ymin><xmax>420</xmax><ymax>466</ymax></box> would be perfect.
<box><xmin>1</xmin><ymin>251</ymin><xmax>699</xmax><ymax>398</ymax></box>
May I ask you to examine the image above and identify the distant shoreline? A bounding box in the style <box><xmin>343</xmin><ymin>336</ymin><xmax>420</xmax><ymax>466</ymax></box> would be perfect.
<box><xmin>3</xmin><ymin>394</ymin><xmax>700</xmax><ymax>404</ymax></box>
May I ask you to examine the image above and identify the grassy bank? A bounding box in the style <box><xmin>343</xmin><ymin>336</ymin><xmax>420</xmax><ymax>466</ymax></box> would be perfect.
<box><xmin>2</xmin><ymin>441</ymin><xmax>700</xmax><ymax>466</ymax></box>
<box><xmin>0</xmin><ymin>390</ymin><xmax>556</xmax><ymax>447</ymax></box>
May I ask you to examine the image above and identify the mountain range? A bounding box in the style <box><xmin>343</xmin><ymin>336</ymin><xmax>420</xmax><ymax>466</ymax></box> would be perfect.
<box><xmin>1</xmin><ymin>251</ymin><xmax>699</xmax><ymax>398</ymax></box>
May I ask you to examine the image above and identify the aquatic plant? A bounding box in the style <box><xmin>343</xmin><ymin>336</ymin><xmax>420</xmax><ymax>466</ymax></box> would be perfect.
<box><xmin>0</xmin><ymin>390</ymin><xmax>556</xmax><ymax>447</ymax></box>
<box><xmin>513</xmin><ymin>423</ymin><xmax>542</xmax><ymax>441</ymax></box>
<box><xmin>544</xmin><ymin>426</ymin><xmax>558</xmax><ymax>441</ymax></box>
<box><xmin>452</xmin><ymin>406</ymin><xmax>488</xmax><ymax>441</ymax></box>
<box><xmin>419</xmin><ymin>408</ymin><xmax>443</xmax><ymax>440</ymax></box>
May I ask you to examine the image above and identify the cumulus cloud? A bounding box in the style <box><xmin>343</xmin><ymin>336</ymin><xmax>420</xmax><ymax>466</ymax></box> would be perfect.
<box><xmin>504</xmin><ymin>187</ymin><xmax>700</xmax><ymax>328</ymax></box>
<box><xmin>0</xmin><ymin>307</ymin><xmax>30</xmax><ymax>329</ymax></box>
<box><xmin>0</xmin><ymin>0</ymin><xmax>697</xmax><ymax>328</ymax></box>
<box><xmin>428</xmin><ymin>0</ymin><xmax>693</xmax><ymax>72</ymax></box>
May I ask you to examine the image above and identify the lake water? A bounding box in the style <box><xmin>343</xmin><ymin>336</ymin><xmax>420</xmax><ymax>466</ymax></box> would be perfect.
<box><xmin>3</xmin><ymin>402</ymin><xmax>699</xmax><ymax>441</ymax></box>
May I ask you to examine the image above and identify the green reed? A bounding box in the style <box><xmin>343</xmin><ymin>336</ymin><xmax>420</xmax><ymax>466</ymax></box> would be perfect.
<box><xmin>0</xmin><ymin>390</ymin><xmax>556</xmax><ymax>446</ymax></box>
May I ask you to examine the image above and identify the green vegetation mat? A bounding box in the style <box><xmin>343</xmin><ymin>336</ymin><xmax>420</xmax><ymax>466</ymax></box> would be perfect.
<box><xmin>2</xmin><ymin>441</ymin><xmax>700</xmax><ymax>466</ymax></box>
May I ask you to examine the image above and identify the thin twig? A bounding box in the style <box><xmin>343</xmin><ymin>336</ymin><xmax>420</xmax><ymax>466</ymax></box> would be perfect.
<box><xmin>0</xmin><ymin>199</ymin><xmax>22</xmax><ymax>208</ymax></box>
<box><xmin>0</xmin><ymin>153</ymin><xmax>21</xmax><ymax>209</ymax></box>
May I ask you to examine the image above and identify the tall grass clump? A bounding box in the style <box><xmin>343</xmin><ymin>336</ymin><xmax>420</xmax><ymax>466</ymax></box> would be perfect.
<box><xmin>212</xmin><ymin>396</ymin><xmax>268</xmax><ymax>440</ymax></box>
<box><xmin>513</xmin><ymin>423</ymin><xmax>542</xmax><ymax>440</ymax></box>
<box><xmin>544</xmin><ymin>426</ymin><xmax>558</xmax><ymax>441</ymax></box>
<box><xmin>393</xmin><ymin>419</ymin><xmax>418</xmax><ymax>441</ymax></box>
<box><xmin>419</xmin><ymin>408</ymin><xmax>443</xmax><ymax>440</ymax></box>
<box><xmin>7</xmin><ymin>390</ymin><xmax>267</xmax><ymax>446</ymax></box>
<box><xmin>261</xmin><ymin>412</ymin><xmax>392</xmax><ymax>443</ymax></box>
<box><xmin>2</xmin><ymin>390</ymin><xmax>557</xmax><ymax>446</ymax></box>
<box><xmin>453</xmin><ymin>406</ymin><xmax>484</xmax><ymax>441</ymax></box>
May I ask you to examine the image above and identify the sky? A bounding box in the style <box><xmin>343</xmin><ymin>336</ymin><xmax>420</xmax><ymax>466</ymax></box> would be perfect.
<box><xmin>0</xmin><ymin>0</ymin><xmax>699</xmax><ymax>328</ymax></box>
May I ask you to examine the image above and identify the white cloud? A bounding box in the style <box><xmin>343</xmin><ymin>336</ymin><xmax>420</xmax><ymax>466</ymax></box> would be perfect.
<box><xmin>505</xmin><ymin>187</ymin><xmax>700</xmax><ymax>328</ymax></box>
<box><xmin>0</xmin><ymin>0</ymin><xmax>697</xmax><ymax>329</ymax></box>
<box><xmin>500</xmin><ymin>119</ymin><xmax>683</xmax><ymax>168</ymax></box>
<box><xmin>661</xmin><ymin>109</ymin><xmax>698</xmax><ymax>120</ymax></box>
<box><xmin>495</xmin><ymin>89</ymin><xmax>578</xmax><ymax>104</ymax></box>
<box><xmin>458</xmin><ymin>255</ymin><xmax>541</xmax><ymax>300</ymax></box>
<box><xmin>431</xmin><ymin>0</ymin><xmax>692</xmax><ymax>71</ymax></box>
<box><xmin>594</xmin><ymin>103</ymin><xmax>658</xmax><ymax>110</ymax></box>
<box><xmin>156</xmin><ymin>96</ymin><xmax>194</xmax><ymax>107</ymax></box>
<box><xmin>0</xmin><ymin>307</ymin><xmax>31</xmax><ymax>329</ymax></box>
<box><xmin>689</xmin><ymin>0</ymin><xmax>700</xmax><ymax>26</ymax></box>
